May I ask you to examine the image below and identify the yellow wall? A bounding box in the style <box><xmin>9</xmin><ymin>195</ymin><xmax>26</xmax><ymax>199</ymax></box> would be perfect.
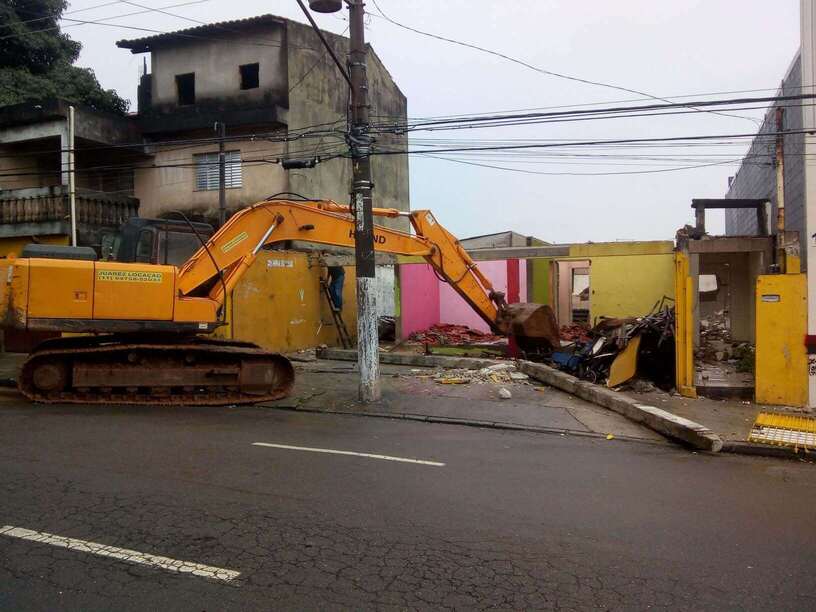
<box><xmin>215</xmin><ymin>250</ymin><xmax>357</xmax><ymax>352</ymax></box>
<box><xmin>0</xmin><ymin>235</ymin><xmax>69</xmax><ymax>258</ymax></box>
<box><xmin>588</xmin><ymin>253</ymin><xmax>676</xmax><ymax>322</ymax></box>
<box><xmin>755</xmin><ymin>273</ymin><xmax>808</xmax><ymax>407</ymax></box>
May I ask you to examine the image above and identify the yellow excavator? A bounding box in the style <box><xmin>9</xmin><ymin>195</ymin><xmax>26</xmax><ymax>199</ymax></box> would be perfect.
<box><xmin>0</xmin><ymin>199</ymin><xmax>558</xmax><ymax>405</ymax></box>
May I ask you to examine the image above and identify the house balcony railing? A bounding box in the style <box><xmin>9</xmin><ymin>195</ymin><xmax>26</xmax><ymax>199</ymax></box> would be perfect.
<box><xmin>0</xmin><ymin>186</ymin><xmax>139</xmax><ymax>238</ymax></box>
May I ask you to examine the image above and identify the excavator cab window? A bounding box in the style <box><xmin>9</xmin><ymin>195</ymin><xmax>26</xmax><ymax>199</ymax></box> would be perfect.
<box><xmin>135</xmin><ymin>229</ymin><xmax>155</xmax><ymax>263</ymax></box>
<box><xmin>158</xmin><ymin>231</ymin><xmax>204</xmax><ymax>266</ymax></box>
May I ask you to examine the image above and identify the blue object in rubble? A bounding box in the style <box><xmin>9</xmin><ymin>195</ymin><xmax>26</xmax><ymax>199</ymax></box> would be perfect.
<box><xmin>552</xmin><ymin>350</ymin><xmax>582</xmax><ymax>371</ymax></box>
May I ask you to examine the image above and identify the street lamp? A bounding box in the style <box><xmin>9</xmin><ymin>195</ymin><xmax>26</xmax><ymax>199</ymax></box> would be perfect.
<box><xmin>308</xmin><ymin>0</ymin><xmax>342</xmax><ymax>12</ymax></box>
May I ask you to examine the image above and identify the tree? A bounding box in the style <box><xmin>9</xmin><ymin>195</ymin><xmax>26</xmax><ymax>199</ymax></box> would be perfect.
<box><xmin>0</xmin><ymin>0</ymin><xmax>129</xmax><ymax>114</ymax></box>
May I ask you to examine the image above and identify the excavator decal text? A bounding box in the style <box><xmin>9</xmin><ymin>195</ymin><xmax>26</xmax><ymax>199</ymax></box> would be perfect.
<box><xmin>97</xmin><ymin>270</ymin><xmax>163</xmax><ymax>283</ymax></box>
<box><xmin>347</xmin><ymin>229</ymin><xmax>387</xmax><ymax>244</ymax></box>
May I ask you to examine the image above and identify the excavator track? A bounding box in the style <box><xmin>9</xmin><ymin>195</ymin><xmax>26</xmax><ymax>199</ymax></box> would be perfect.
<box><xmin>19</xmin><ymin>335</ymin><xmax>294</xmax><ymax>406</ymax></box>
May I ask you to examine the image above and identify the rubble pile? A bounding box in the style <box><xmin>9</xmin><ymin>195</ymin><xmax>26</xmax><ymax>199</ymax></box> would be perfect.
<box><xmin>408</xmin><ymin>324</ymin><xmax>503</xmax><ymax>346</ymax></box>
<box><xmin>549</xmin><ymin>304</ymin><xmax>676</xmax><ymax>390</ymax></box>
<box><xmin>697</xmin><ymin>310</ymin><xmax>755</xmax><ymax>375</ymax></box>
<box><xmin>560</xmin><ymin>324</ymin><xmax>591</xmax><ymax>343</ymax></box>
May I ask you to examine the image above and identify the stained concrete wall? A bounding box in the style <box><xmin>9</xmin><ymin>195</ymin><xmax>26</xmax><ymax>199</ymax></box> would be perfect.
<box><xmin>134</xmin><ymin>132</ymin><xmax>288</xmax><ymax>219</ymax></box>
<box><xmin>285</xmin><ymin>21</ymin><xmax>409</xmax><ymax>232</ymax></box>
<box><xmin>149</xmin><ymin>25</ymin><xmax>287</xmax><ymax>109</ymax></box>
<box><xmin>725</xmin><ymin>53</ymin><xmax>806</xmax><ymax>268</ymax></box>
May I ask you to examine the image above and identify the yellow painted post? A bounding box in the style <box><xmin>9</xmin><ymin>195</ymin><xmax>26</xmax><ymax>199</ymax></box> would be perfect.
<box><xmin>755</xmin><ymin>274</ymin><xmax>808</xmax><ymax>406</ymax></box>
<box><xmin>674</xmin><ymin>252</ymin><xmax>697</xmax><ymax>398</ymax></box>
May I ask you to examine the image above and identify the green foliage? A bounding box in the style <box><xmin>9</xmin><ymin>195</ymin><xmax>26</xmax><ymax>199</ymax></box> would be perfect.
<box><xmin>0</xmin><ymin>0</ymin><xmax>129</xmax><ymax>114</ymax></box>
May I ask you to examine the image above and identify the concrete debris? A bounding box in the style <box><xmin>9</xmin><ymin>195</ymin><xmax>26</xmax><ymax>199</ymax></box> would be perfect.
<box><xmin>429</xmin><ymin>363</ymin><xmax>532</xmax><ymax>386</ymax></box>
<box><xmin>498</xmin><ymin>388</ymin><xmax>512</xmax><ymax>399</ymax></box>
<box><xmin>560</xmin><ymin>324</ymin><xmax>591</xmax><ymax>343</ymax></box>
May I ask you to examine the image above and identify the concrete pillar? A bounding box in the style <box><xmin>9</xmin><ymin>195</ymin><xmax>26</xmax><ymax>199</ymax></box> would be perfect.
<box><xmin>800</xmin><ymin>0</ymin><xmax>816</xmax><ymax>407</ymax></box>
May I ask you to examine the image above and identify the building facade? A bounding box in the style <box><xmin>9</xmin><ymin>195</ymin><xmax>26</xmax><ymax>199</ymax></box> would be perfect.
<box><xmin>117</xmin><ymin>14</ymin><xmax>409</xmax><ymax>230</ymax></box>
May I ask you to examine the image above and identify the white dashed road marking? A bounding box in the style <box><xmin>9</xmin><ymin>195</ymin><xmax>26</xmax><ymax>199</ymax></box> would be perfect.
<box><xmin>252</xmin><ymin>442</ymin><xmax>446</xmax><ymax>466</ymax></box>
<box><xmin>0</xmin><ymin>525</ymin><xmax>240</xmax><ymax>582</ymax></box>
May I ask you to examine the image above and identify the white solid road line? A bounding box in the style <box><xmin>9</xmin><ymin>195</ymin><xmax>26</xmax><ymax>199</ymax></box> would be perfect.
<box><xmin>252</xmin><ymin>442</ymin><xmax>446</xmax><ymax>466</ymax></box>
<box><xmin>0</xmin><ymin>525</ymin><xmax>240</xmax><ymax>582</ymax></box>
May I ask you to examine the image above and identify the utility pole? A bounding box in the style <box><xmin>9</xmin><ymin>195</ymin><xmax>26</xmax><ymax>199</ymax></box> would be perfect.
<box><xmin>347</xmin><ymin>0</ymin><xmax>380</xmax><ymax>402</ymax></box>
<box><xmin>300</xmin><ymin>0</ymin><xmax>380</xmax><ymax>402</ymax></box>
<box><xmin>216</xmin><ymin>121</ymin><xmax>227</xmax><ymax>227</ymax></box>
<box><xmin>68</xmin><ymin>106</ymin><xmax>77</xmax><ymax>246</ymax></box>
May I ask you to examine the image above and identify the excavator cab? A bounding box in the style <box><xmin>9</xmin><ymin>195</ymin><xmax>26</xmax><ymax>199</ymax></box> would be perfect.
<box><xmin>100</xmin><ymin>218</ymin><xmax>214</xmax><ymax>266</ymax></box>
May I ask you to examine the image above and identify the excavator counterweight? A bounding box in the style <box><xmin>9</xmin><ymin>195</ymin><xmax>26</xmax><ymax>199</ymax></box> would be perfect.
<box><xmin>0</xmin><ymin>199</ymin><xmax>558</xmax><ymax>405</ymax></box>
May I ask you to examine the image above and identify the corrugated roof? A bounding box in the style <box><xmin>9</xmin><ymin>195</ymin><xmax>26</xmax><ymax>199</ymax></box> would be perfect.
<box><xmin>116</xmin><ymin>13</ymin><xmax>287</xmax><ymax>53</ymax></box>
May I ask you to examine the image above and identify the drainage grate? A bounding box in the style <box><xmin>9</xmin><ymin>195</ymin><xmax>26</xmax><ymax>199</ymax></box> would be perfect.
<box><xmin>748</xmin><ymin>412</ymin><xmax>816</xmax><ymax>450</ymax></box>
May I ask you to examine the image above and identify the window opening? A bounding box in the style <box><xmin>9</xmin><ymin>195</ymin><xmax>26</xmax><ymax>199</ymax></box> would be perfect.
<box><xmin>240</xmin><ymin>63</ymin><xmax>259</xmax><ymax>90</ymax></box>
<box><xmin>176</xmin><ymin>73</ymin><xmax>195</xmax><ymax>105</ymax></box>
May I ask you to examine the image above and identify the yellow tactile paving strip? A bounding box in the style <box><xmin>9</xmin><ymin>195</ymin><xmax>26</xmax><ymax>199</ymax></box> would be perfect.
<box><xmin>748</xmin><ymin>412</ymin><xmax>816</xmax><ymax>451</ymax></box>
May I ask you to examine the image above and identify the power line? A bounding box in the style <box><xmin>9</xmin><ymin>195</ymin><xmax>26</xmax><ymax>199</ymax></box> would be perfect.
<box><xmin>421</xmin><ymin>153</ymin><xmax>743</xmax><ymax>177</ymax></box>
<box><xmin>369</xmin><ymin>94</ymin><xmax>816</xmax><ymax>134</ymax></box>
<box><xmin>368</xmin><ymin>128</ymin><xmax>816</xmax><ymax>157</ymax></box>
<box><xmin>368</xmin><ymin>0</ymin><xmax>759</xmax><ymax>126</ymax></box>
<box><xmin>2</xmin><ymin>1</ymin><xmax>212</xmax><ymax>40</ymax></box>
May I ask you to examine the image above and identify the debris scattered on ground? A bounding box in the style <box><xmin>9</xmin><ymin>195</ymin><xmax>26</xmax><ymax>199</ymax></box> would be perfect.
<box><xmin>428</xmin><ymin>362</ymin><xmax>532</xmax><ymax>386</ymax></box>
<box><xmin>696</xmin><ymin>309</ymin><xmax>755</xmax><ymax>387</ymax></box>
<box><xmin>408</xmin><ymin>324</ymin><xmax>503</xmax><ymax>346</ymax></box>
<box><xmin>498</xmin><ymin>387</ymin><xmax>512</xmax><ymax>399</ymax></box>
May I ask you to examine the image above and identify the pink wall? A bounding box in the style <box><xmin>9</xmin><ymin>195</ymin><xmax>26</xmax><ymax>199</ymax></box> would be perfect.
<box><xmin>399</xmin><ymin>263</ymin><xmax>440</xmax><ymax>337</ymax></box>
<box><xmin>400</xmin><ymin>260</ymin><xmax>526</xmax><ymax>336</ymax></box>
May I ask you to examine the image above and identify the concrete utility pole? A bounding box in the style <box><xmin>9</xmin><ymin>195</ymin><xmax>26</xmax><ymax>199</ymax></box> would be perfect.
<box><xmin>216</xmin><ymin>121</ymin><xmax>227</xmax><ymax>227</ymax></box>
<box><xmin>347</xmin><ymin>0</ymin><xmax>381</xmax><ymax>402</ymax></box>
<box><xmin>68</xmin><ymin>106</ymin><xmax>77</xmax><ymax>247</ymax></box>
<box><xmin>301</xmin><ymin>0</ymin><xmax>380</xmax><ymax>402</ymax></box>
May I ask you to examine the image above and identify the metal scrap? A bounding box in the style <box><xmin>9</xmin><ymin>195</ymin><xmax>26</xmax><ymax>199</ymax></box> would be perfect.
<box><xmin>549</xmin><ymin>299</ymin><xmax>676</xmax><ymax>390</ymax></box>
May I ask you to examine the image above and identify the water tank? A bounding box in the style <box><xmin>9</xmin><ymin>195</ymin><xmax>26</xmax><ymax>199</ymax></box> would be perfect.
<box><xmin>309</xmin><ymin>0</ymin><xmax>343</xmax><ymax>13</ymax></box>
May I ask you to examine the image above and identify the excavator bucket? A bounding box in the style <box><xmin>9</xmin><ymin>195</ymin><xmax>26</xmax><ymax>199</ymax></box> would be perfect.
<box><xmin>496</xmin><ymin>303</ymin><xmax>560</xmax><ymax>353</ymax></box>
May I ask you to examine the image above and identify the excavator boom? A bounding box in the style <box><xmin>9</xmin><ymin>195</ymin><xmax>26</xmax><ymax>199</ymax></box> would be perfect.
<box><xmin>0</xmin><ymin>199</ymin><xmax>557</xmax><ymax>404</ymax></box>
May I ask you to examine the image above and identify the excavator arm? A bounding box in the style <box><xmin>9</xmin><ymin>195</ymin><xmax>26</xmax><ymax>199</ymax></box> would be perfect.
<box><xmin>175</xmin><ymin>199</ymin><xmax>508</xmax><ymax>332</ymax></box>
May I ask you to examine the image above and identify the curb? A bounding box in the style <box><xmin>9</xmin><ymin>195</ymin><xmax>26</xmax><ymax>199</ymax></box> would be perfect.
<box><xmin>518</xmin><ymin>361</ymin><xmax>724</xmax><ymax>453</ymax></box>
<box><xmin>722</xmin><ymin>440</ymin><xmax>815</xmax><ymax>462</ymax></box>
<box><xmin>317</xmin><ymin>347</ymin><xmax>499</xmax><ymax>370</ymax></box>
<box><xmin>261</xmin><ymin>402</ymin><xmax>667</xmax><ymax>447</ymax></box>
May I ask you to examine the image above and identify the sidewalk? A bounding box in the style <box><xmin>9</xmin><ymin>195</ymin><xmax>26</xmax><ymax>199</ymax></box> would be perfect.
<box><xmin>266</xmin><ymin>360</ymin><xmax>665</xmax><ymax>443</ymax></box>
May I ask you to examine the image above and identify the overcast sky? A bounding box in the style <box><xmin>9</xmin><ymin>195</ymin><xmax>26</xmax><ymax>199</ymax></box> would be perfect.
<box><xmin>67</xmin><ymin>0</ymin><xmax>801</xmax><ymax>242</ymax></box>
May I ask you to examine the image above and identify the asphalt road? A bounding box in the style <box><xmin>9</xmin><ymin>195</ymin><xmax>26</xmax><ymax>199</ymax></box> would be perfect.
<box><xmin>0</xmin><ymin>400</ymin><xmax>815</xmax><ymax>611</ymax></box>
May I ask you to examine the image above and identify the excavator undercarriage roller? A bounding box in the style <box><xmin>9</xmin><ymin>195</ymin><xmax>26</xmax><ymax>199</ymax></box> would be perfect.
<box><xmin>19</xmin><ymin>335</ymin><xmax>294</xmax><ymax>405</ymax></box>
